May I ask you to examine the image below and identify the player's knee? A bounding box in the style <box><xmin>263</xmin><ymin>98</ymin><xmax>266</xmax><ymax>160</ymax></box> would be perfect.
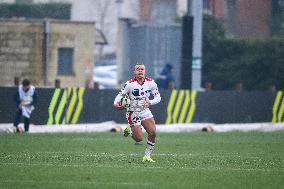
<box><xmin>148</xmin><ymin>130</ymin><xmax>156</xmax><ymax>138</ymax></box>
<box><xmin>132</xmin><ymin>132</ymin><xmax>143</xmax><ymax>142</ymax></box>
<box><xmin>134</xmin><ymin>136</ymin><xmax>143</xmax><ymax>142</ymax></box>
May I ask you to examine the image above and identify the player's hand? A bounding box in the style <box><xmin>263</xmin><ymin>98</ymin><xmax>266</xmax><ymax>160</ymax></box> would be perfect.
<box><xmin>144</xmin><ymin>97</ymin><xmax>150</xmax><ymax>108</ymax></box>
<box><xmin>113</xmin><ymin>102</ymin><xmax>124</xmax><ymax>110</ymax></box>
<box><xmin>20</xmin><ymin>101</ymin><xmax>30</xmax><ymax>107</ymax></box>
<box><xmin>19</xmin><ymin>102</ymin><xmax>25</xmax><ymax>108</ymax></box>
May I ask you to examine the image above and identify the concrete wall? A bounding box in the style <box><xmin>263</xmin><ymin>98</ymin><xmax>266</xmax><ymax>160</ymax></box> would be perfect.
<box><xmin>0</xmin><ymin>19</ymin><xmax>95</xmax><ymax>87</ymax></box>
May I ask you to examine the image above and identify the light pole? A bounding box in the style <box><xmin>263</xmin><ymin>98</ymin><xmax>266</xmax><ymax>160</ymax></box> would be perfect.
<box><xmin>190</xmin><ymin>0</ymin><xmax>203</xmax><ymax>90</ymax></box>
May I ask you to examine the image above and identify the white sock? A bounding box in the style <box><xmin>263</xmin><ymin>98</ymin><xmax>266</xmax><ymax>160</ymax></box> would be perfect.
<box><xmin>144</xmin><ymin>140</ymin><xmax>155</xmax><ymax>157</ymax></box>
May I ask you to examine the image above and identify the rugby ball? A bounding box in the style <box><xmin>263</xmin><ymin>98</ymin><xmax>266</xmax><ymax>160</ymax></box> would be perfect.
<box><xmin>121</xmin><ymin>95</ymin><xmax>131</xmax><ymax>108</ymax></box>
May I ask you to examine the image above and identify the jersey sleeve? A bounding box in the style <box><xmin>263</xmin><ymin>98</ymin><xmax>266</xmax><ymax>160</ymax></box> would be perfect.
<box><xmin>113</xmin><ymin>82</ymin><xmax>130</xmax><ymax>105</ymax></box>
<box><xmin>149</xmin><ymin>81</ymin><xmax>161</xmax><ymax>105</ymax></box>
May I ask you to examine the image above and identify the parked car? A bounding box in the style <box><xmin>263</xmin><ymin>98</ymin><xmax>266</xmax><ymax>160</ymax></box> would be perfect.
<box><xmin>93</xmin><ymin>59</ymin><xmax>117</xmax><ymax>89</ymax></box>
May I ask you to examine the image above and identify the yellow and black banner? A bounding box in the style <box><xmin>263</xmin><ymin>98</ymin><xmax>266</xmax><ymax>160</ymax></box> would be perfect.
<box><xmin>272</xmin><ymin>91</ymin><xmax>284</xmax><ymax>123</ymax></box>
<box><xmin>47</xmin><ymin>87</ymin><xmax>85</xmax><ymax>125</ymax></box>
<box><xmin>166</xmin><ymin>90</ymin><xmax>197</xmax><ymax>124</ymax></box>
<box><xmin>0</xmin><ymin>87</ymin><xmax>280</xmax><ymax>124</ymax></box>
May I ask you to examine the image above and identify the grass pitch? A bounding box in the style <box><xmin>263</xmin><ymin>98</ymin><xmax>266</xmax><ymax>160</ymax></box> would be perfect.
<box><xmin>0</xmin><ymin>131</ymin><xmax>283</xmax><ymax>189</ymax></box>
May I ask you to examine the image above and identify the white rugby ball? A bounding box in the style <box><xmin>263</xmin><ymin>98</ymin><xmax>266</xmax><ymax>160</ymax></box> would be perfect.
<box><xmin>121</xmin><ymin>96</ymin><xmax>131</xmax><ymax>108</ymax></box>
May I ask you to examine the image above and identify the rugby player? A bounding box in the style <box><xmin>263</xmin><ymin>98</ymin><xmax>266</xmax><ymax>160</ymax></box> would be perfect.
<box><xmin>113</xmin><ymin>63</ymin><xmax>161</xmax><ymax>162</ymax></box>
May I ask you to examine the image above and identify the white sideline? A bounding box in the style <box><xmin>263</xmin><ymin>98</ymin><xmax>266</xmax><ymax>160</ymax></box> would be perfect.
<box><xmin>0</xmin><ymin>121</ymin><xmax>284</xmax><ymax>133</ymax></box>
<box><xmin>1</xmin><ymin>162</ymin><xmax>282</xmax><ymax>172</ymax></box>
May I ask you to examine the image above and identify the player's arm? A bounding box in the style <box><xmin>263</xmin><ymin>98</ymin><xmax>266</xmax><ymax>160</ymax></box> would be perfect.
<box><xmin>113</xmin><ymin>83</ymin><xmax>129</xmax><ymax>110</ymax></box>
<box><xmin>20</xmin><ymin>87</ymin><xmax>37</xmax><ymax>107</ymax></box>
<box><xmin>113</xmin><ymin>94</ymin><xmax>124</xmax><ymax>110</ymax></box>
<box><xmin>145</xmin><ymin>82</ymin><xmax>161</xmax><ymax>108</ymax></box>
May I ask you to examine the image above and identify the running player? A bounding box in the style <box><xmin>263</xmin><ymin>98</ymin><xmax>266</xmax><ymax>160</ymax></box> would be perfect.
<box><xmin>113</xmin><ymin>63</ymin><xmax>161</xmax><ymax>162</ymax></box>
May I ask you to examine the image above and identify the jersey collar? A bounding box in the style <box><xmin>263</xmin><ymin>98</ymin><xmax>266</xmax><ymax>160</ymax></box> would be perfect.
<box><xmin>133</xmin><ymin>77</ymin><xmax>145</xmax><ymax>85</ymax></box>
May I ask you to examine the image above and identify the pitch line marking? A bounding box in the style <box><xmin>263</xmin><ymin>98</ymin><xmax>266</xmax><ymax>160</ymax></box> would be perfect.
<box><xmin>1</xmin><ymin>179</ymin><xmax>151</xmax><ymax>186</ymax></box>
<box><xmin>0</xmin><ymin>162</ymin><xmax>283</xmax><ymax>173</ymax></box>
<box><xmin>0</xmin><ymin>151</ymin><xmax>268</xmax><ymax>159</ymax></box>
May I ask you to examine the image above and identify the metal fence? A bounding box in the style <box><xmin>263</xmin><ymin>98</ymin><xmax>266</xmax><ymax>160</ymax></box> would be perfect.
<box><xmin>118</xmin><ymin>20</ymin><xmax>182</xmax><ymax>88</ymax></box>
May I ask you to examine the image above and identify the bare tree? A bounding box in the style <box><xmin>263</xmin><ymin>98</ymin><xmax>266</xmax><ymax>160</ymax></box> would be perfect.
<box><xmin>93</xmin><ymin>0</ymin><xmax>112</xmax><ymax>58</ymax></box>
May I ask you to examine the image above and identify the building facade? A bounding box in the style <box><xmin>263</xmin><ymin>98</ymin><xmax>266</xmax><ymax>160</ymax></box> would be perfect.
<box><xmin>203</xmin><ymin>0</ymin><xmax>272</xmax><ymax>39</ymax></box>
<box><xmin>139</xmin><ymin>0</ymin><xmax>273</xmax><ymax>39</ymax></box>
<box><xmin>0</xmin><ymin>20</ymin><xmax>96</xmax><ymax>87</ymax></box>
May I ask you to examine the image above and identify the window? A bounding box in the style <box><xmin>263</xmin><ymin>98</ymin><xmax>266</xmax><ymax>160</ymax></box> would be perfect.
<box><xmin>57</xmin><ymin>48</ymin><xmax>74</xmax><ymax>75</ymax></box>
<box><xmin>203</xmin><ymin>0</ymin><xmax>212</xmax><ymax>15</ymax></box>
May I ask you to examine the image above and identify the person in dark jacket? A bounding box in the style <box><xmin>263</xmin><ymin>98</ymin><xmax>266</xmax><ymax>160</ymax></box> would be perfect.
<box><xmin>155</xmin><ymin>63</ymin><xmax>175</xmax><ymax>90</ymax></box>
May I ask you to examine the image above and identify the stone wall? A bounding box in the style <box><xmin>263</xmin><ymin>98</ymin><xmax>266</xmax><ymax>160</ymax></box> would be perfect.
<box><xmin>0</xmin><ymin>20</ymin><xmax>44</xmax><ymax>86</ymax></box>
<box><xmin>0</xmin><ymin>19</ymin><xmax>95</xmax><ymax>87</ymax></box>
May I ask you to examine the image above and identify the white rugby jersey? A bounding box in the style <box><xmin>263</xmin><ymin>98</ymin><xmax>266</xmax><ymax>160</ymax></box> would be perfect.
<box><xmin>18</xmin><ymin>85</ymin><xmax>36</xmax><ymax>118</ymax></box>
<box><xmin>114</xmin><ymin>77</ymin><xmax>161</xmax><ymax>112</ymax></box>
<box><xmin>18</xmin><ymin>85</ymin><xmax>35</xmax><ymax>105</ymax></box>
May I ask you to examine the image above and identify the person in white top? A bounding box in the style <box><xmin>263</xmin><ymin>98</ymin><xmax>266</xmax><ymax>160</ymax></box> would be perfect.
<box><xmin>13</xmin><ymin>79</ymin><xmax>37</xmax><ymax>133</ymax></box>
<box><xmin>113</xmin><ymin>63</ymin><xmax>161</xmax><ymax>162</ymax></box>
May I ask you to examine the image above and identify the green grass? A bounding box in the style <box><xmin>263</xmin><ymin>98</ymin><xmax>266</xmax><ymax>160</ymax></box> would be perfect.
<box><xmin>0</xmin><ymin>131</ymin><xmax>283</xmax><ymax>189</ymax></box>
